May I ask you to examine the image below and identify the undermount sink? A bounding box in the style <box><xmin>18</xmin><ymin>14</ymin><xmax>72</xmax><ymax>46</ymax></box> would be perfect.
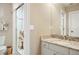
<box><xmin>45</xmin><ymin>38</ymin><xmax>79</xmax><ymax>46</ymax></box>
<box><xmin>59</xmin><ymin>39</ymin><xmax>79</xmax><ymax>46</ymax></box>
<box><xmin>51</xmin><ymin>38</ymin><xmax>77</xmax><ymax>45</ymax></box>
<box><xmin>42</xmin><ymin>37</ymin><xmax>79</xmax><ymax>51</ymax></box>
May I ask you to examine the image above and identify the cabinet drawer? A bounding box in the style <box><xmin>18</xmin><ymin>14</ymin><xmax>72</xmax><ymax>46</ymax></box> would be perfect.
<box><xmin>41</xmin><ymin>41</ymin><xmax>49</xmax><ymax>48</ymax></box>
<box><xmin>70</xmin><ymin>49</ymin><xmax>79</xmax><ymax>55</ymax></box>
<box><xmin>49</xmin><ymin>43</ymin><xmax>69</xmax><ymax>54</ymax></box>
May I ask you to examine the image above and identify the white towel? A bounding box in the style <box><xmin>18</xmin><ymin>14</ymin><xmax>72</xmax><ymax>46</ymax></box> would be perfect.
<box><xmin>0</xmin><ymin>46</ymin><xmax>7</xmax><ymax>54</ymax></box>
<box><xmin>0</xmin><ymin>36</ymin><xmax>5</xmax><ymax>46</ymax></box>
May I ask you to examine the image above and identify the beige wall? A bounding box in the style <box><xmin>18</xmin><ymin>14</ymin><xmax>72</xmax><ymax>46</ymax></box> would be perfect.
<box><xmin>30</xmin><ymin>3</ymin><xmax>66</xmax><ymax>55</ymax></box>
<box><xmin>0</xmin><ymin>4</ymin><xmax>12</xmax><ymax>46</ymax></box>
<box><xmin>30</xmin><ymin>3</ymin><xmax>51</xmax><ymax>54</ymax></box>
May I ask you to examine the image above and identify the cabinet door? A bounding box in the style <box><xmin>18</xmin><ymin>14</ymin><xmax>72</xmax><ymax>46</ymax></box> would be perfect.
<box><xmin>47</xmin><ymin>49</ymin><xmax>56</xmax><ymax>55</ymax></box>
<box><xmin>41</xmin><ymin>41</ymin><xmax>49</xmax><ymax>55</ymax></box>
<box><xmin>41</xmin><ymin>47</ymin><xmax>50</xmax><ymax>55</ymax></box>
<box><xmin>70</xmin><ymin>49</ymin><xmax>79</xmax><ymax>55</ymax></box>
<box><xmin>49</xmin><ymin>43</ymin><xmax>69</xmax><ymax>55</ymax></box>
<box><xmin>41</xmin><ymin>41</ymin><xmax>55</xmax><ymax>55</ymax></box>
<box><xmin>41</xmin><ymin>41</ymin><xmax>49</xmax><ymax>48</ymax></box>
<box><xmin>41</xmin><ymin>47</ymin><xmax>48</xmax><ymax>55</ymax></box>
<box><xmin>55</xmin><ymin>52</ymin><xmax>68</xmax><ymax>55</ymax></box>
<box><xmin>41</xmin><ymin>47</ymin><xmax>56</xmax><ymax>55</ymax></box>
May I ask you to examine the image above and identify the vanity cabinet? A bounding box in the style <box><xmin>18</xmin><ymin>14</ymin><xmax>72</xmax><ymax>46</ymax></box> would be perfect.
<box><xmin>41</xmin><ymin>41</ymin><xmax>69</xmax><ymax>55</ymax></box>
<box><xmin>41</xmin><ymin>42</ymin><xmax>49</xmax><ymax>55</ymax></box>
<box><xmin>41</xmin><ymin>47</ymin><xmax>54</xmax><ymax>55</ymax></box>
<box><xmin>49</xmin><ymin>43</ymin><xmax>69</xmax><ymax>55</ymax></box>
<box><xmin>69</xmin><ymin>49</ymin><xmax>79</xmax><ymax>55</ymax></box>
<box><xmin>41</xmin><ymin>41</ymin><xmax>55</xmax><ymax>55</ymax></box>
<box><xmin>41</xmin><ymin>41</ymin><xmax>79</xmax><ymax>55</ymax></box>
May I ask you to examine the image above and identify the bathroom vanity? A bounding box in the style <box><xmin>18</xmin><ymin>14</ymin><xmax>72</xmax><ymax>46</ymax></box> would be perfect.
<box><xmin>42</xmin><ymin>4</ymin><xmax>79</xmax><ymax>55</ymax></box>
<box><xmin>41</xmin><ymin>38</ymin><xmax>79</xmax><ymax>55</ymax></box>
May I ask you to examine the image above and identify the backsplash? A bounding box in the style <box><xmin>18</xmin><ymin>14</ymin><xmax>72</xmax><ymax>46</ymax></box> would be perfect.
<box><xmin>51</xmin><ymin>34</ymin><xmax>64</xmax><ymax>39</ymax></box>
<box><xmin>40</xmin><ymin>34</ymin><xmax>79</xmax><ymax>42</ymax></box>
<box><xmin>51</xmin><ymin>34</ymin><xmax>79</xmax><ymax>42</ymax></box>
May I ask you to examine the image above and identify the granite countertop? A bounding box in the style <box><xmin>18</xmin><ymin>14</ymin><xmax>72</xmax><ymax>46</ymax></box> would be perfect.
<box><xmin>41</xmin><ymin>38</ymin><xmax>79</xmax><ymax>51</ymax></box>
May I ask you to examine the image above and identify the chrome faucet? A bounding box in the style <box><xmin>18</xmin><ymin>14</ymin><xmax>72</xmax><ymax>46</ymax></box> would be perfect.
<box><xmin>64</xmin><ymin>35</ymin><xmax>72</xmax><ymax>41</ymax></box>
<box><xmin>68</xmin><ymin>36</ymin><xmax>72</xmax><ymax>41</ymax></box>
<box><xmin>63</xmin><ymin>35</ymin><xmax>67</xmax><ymax>40</ymax></box>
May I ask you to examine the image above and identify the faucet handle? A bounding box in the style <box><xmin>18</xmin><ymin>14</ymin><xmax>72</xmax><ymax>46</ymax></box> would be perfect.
<box><xmin>64</xmin><ymin>35</ymin><xmax>69</xmax><ymax>40</ymax></box>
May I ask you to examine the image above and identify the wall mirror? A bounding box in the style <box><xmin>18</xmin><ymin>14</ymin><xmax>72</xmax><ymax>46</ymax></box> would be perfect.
<box><xmin>62</xmin><ymin>3</ymin><xmax>79</xmax><ymax>37</ymax></box>
<box><xmin>68</xmin><ymin>9</ymin><xmax>79</xmax><ymax>37</ymax></box>
<box><xmin>16</xmin><ymin>4</ymin><xmax>24</xmax><ymax>54</ymax></box>
<box><xmin>50</xmin><ymin>4</ymin><xmax>66</xmax><ymax>36</ymax></box>
<box><xmin>51</xmin><ymin>3</ymin><xmax>79</xmax><ymax>37</ymax></box>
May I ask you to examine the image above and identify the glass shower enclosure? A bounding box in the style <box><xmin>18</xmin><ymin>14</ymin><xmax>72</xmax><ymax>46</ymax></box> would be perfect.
<box><xmin>16</xmin><ymin>4</ymin><xmax>24</xmax><ymax>54</ymax></box>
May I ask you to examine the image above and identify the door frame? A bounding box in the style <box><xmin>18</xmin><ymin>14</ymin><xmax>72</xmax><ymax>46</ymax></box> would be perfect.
<box><xmin>68</xmin><ymin>10</ymin><xmax>79</xmax><ymax>37</ymax></box>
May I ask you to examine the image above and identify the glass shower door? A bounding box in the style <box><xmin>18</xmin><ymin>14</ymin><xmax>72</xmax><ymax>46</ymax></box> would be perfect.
<box><xmin>16</xmin><ymin>4</ymin><xmax>24</xmax><ymax>54</ymax></box>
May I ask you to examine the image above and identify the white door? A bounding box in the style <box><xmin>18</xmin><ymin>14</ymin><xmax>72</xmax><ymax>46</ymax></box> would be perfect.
<box><xmin>69</xmin><ymin>11</ymin><xmax>79</xmax><ymax>37</ymax></box>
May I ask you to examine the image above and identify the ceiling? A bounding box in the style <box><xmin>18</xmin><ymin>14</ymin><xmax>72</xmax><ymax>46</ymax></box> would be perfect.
<box><xmin>59</xmin><ymin>3</ymin><xmax>79</xmax><ymax>7</ymax></box>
